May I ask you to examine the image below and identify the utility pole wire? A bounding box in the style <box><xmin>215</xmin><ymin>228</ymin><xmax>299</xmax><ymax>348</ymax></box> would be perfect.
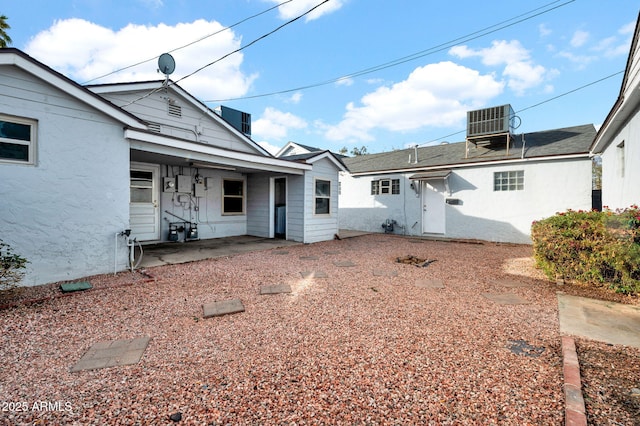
<box><xmin>418</xmin><ymin>70</ymin><xmax>624</xmax><ymax>147</ymax></box>
<box><xmin>122</xmin><ymin>0</ymin><xmax>330</xmax><ymax>107</ymax></box>
<box><xmin>206</xmin><ymin>0</ymin><xmax>574</xmax><ymax>102</ymax></box>
<box><xmin>175</xmin><ymin>0</ymin><xmax>329</xmax><ymax>85</ymax></box>
<box><xmin>82</xmin><ymin>0</ymin><xmax>293</xmax><ymax>84</ymax></box>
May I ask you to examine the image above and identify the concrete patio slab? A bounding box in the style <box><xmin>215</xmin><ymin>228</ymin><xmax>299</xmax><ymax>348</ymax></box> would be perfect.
<box><xmin>372</xmin><ymin>269</ymin><xmax>398</xmax><ymax>277</ymax></box>
<box><xmin>203</xmin><ymin>298</ymin><xmax>245</xmax><ymax>318</ymax></box>
<box><xmin>260</xmin><ymin>284</ymin><xmax>292</xmax><ymax>295</ymax></box>
<box><xmin>300</xmin><ymin>271</ymin><xmax>328</xmax><ymax>279</ymax></box>
<box><xmin>334</xmin><ymin>261</ymin><xmax>356</xmax><ymax>267</ymax></box>
<box><xmin>558</xmin><ymin>293</ymin><xmax>640</xmax><ymax>348</ymax></box>
<box><xmin>483</xmin><ymin>293</ymin><xmax>529</xmax><ymax>305</ymax></box>
<box><xmin>415</xmin><ymin>279</ymin><xmax>444</xmax><ymax>289</ymax></box>
<box><xmin>71</xmin><ymin>336</ymin><xmax>151</xmax><ymax>372</ymax></box>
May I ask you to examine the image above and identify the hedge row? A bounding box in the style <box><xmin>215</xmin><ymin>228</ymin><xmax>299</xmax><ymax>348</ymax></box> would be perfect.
<box><xmin>531</xmin><ymin>206</ymin><xmax>640</xmax><ymax>295</ymax></box>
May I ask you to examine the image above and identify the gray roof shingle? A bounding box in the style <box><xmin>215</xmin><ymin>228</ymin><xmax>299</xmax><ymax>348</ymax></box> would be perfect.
<box><xmin>343</xmin><ymin>124</ymin><xmax>596</xmax><ymax>174</ymax></box>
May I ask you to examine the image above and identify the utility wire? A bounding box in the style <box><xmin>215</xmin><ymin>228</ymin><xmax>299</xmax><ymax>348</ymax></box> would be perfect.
<box><xmin>122</xmin><ymin>0</ymin><xmax>330</xmax><ymax>107</ymax></box>
<box><xmin>206</xmin><ymin>0</ymin><xmax>574</xmax><ymax>102</ymax></box>
<box><xmin>418</xmin><ymin>70</ymin><xmax>624</xmax><ymax>147</ymax></box>
<box><xmin>82</xmin><ymin>0</ymin><xmax>293</xmax><ymax>84</ymax></box>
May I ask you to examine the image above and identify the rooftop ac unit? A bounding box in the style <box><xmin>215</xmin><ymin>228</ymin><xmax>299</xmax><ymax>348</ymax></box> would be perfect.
<box><xmin>466</xmin><ymin>104</ymin><xmax>514</xmax><ymax>138</ymax></box>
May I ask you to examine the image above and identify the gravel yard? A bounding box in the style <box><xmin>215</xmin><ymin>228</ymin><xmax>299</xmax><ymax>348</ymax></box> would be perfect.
<box><xmin>0</xmin><ymin>234</ymin><xmax>638</xmax><ymax>425</ymax></box>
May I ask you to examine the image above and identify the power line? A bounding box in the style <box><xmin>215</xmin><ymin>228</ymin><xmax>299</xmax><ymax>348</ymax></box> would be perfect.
<box><xmin>82</xmin><ymin>0</ymin><xmax>293</xmax><ymax>84</ymax></box>
<box><xmin>122</xmin><ymin>0</ymin><xmax>330</xmax><ymax>107</ymax></box>
<box><xmin>418</xmin><ymin>70</ymin><xmax>624</xmax><ymax>146</ymax></box>
<box><xmin>205</xmin><ymin>0</ymin><xmax>574</xmax><ymax>103</ymax></box>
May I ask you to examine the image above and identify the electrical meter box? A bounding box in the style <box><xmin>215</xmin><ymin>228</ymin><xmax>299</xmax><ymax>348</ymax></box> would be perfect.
<box><xmin>163</xmin><ymin>177</ymin><xmax>176</xmax><ymax>193</ymax></box>
<box><xmin>177</xmin><ymin>175</ymin><xmax>191</xmax><ymax>193</ymax></box>
<box><xmin>194</xmin><ymin>183</ymin><xmax>205</xmax><ymax>197</ymax></box>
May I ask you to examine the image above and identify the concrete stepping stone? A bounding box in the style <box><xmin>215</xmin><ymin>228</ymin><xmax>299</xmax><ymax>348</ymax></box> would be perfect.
<box><xmin>415</xmin><ymin>278</ymin><xmax>444</xmax><ymax>289</ymax></box>
<box><xmin>299</xmin><ymin>255</ymin><xmax>319</xmax><ymax>260</ymax></box>
<box><xmin>71</xmin><ymin>336</ymin><xmax>150</xmax><ymax>372</ymax></box>
<box><xmin>260</xmin><ymin>284</ymin><xmax>292</xmax><ymax>295</ymax></box>
<box><xmin>60</xmin><ymin>281</ymin><xmax>92</xmax><ymax>293</ymax></box>
<box><xmin>496</xmin><ymin>278</ymin><xmax>530</xmax><ymax>288</ymax></box>
<box><xmin>483</xmin><ymin>293</ymin><xmax>529</xmax><ymax>305</ymax></box>
<box><xmin>333</xmin><ymin>260</ymin><xmax>356</xmax><ymax>267</ymax></box>
<box><xmin>300</xmin><ymin>271</ymin><xmax>328</xmax><ymax>278</ymax></box>
<box><xmin>372</xmin><ymin>269</ymin><xmax>398</xmax><ymax>277</ymax></box>
<box><xmin>203</xmin><ymin>298</ymin><xmax>245</xmax><ymax>318</ymax></box>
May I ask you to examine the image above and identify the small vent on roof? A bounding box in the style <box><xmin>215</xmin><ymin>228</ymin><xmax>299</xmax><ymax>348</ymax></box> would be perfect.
<box><xmin>148</xmin><ymin>122</ymin><xmax>161</xmax><ymax>133</ymax></box>
<box><xmin>168</xmin><ymin>104</ymin><xmax>182</xmax><ymax>117</ymax></box>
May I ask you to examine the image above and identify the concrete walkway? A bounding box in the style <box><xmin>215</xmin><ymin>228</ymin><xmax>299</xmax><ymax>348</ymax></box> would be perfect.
<box><xmin>558</xmin><ymin>293</ymin><xmax>640</xmax><ymax>349</ymax></box>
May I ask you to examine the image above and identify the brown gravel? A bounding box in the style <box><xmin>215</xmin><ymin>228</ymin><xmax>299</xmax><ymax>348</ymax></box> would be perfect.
<box><xmin>0</xmin><ymin>234</ymin><xmax>638</xmax><ymax>425</ymax></box>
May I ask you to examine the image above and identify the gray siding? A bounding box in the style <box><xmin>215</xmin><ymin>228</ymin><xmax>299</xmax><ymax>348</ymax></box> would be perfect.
<box><xmin>97</xmin><ymin>90</ymin><xmax>262</xmax><ymax>154</ymax></box>
<box><xmin>303</xmin><ymin>158</ymin><xmax>340</xmax><ymax>243</ymax></box>
<box><xmin>287</xmin><ymin>175</ymin><xmax>305</xmax><ymax>242</ymax></box>
<box><xmin>0</xmin><ymin>66</ymin><xmax>130</xmax><ymax>286</ymax></box>
<box><xmin>246</xmin><ymin>174</ymin><xmax>271</xmax><ymax>238</ymax></box>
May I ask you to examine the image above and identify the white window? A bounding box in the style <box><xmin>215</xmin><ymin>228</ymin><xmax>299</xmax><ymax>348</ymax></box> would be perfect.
<box><xmin>0</xmin><ymin>115</ymin><xmax>37</xmax><ymax>165</ymax></box>
<box><xmin>371</xmin><ymin>179</ymin><xmax>400</xmax><ymax>195</ymax></box>
<box><xmin>222</xmin><ymin>179</ymin><xmax>245</xmax><ymax>214</ymax></box>
<box><xmin>315</xmin><ymin>179</ymin><xmax>331</xmax><ymax>215</ymax></box>
<box><xmin>494</xmin><ymin>170</ymin><xmax>524</xmax><ymax>191</ymax></box>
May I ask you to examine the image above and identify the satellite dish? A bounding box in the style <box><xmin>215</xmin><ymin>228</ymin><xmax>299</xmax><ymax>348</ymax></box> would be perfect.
<box><xmin>158</xmin><ymin>53</ymin><xmax>176</xmax><ymax>75</ymax></box>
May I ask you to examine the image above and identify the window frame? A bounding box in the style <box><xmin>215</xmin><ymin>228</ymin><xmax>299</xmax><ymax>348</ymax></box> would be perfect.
<box><xmin>222</xmin><ymin>178</ymin><xmax>246</xmax><ymax>215</ymax></box>
<box><xmin>493</xmin><ymin>170</ymin><xmax>524</xmax><ymax>191</ymax></box>
<box><xmin>371</xmin><ymin>178</ymin><xmax>400</xmax><ymax>195</ymax></box>
<box><xmin>314</xmin><ymin>178</ymin><xmax>331</xmax><ymax>216</ymax></box>
<box><xmin>0</xmin><ymin>114</ymin><xmax>37</xmax><ymax>165</ymax></box>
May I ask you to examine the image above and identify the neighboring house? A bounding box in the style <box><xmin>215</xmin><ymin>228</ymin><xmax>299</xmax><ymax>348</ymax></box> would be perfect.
<box><xmin>0</xmin><ymin>48</ymin><xmax>345</xmax><ymax>286</ymax></box>
<box><xmin>339</xmin><ymin>109</ymin><xmax>595</xmax><ymax>244</ymax></box>
<box><xmin>275</xmin><ymin>141</ymin><xmax>323</xmax><ymax>158</ymax></box>
<box><xmin>590</xmin><ymin>12</ymin><xmax>640</xmax><ymax>209</ymax></box>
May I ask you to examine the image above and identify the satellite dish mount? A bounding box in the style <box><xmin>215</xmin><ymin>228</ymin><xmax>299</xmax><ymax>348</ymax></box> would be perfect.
<box><xmin>158</xmin><ymin>53</ymin><xmax>176</xmax><ymax>87</ymax></box>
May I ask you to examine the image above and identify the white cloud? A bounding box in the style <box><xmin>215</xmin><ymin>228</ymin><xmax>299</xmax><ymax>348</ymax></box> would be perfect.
<box><xmin>270</xmin><ymin>0</ymin><xmax>345</xmax><ymax>22</ymax></box>
<box><xmin>324</xmin><ymin>61</ymin><xmax>504</xmax><ymax>142</ymax></box>
<box><xmin>592</xmin><ymin>20</ymin><xmax>635</xmax><ymax>58</ymax></box>
<box><xmin>557</xmin><ymin>51</ymin><xmax>597</xmax><ymax>69</ymax></box>
<box><xmin>539</xmin><ymin>24</ymin><xmax>552</xmax><ymax>37</ymax></box>
<box><xmin>570</xmin><ymin>30</ymin><xmax>589</xmax><ymax>47</ymax></box>
<box><xmin>335</xmin><ymin>77</ymin><xmax>354</xmax><ymax>86</ymax></box>
<box><xmin>449</xmin><ymin>40</ymin><xmax>529</xmax><ymax>66</ymax></box>
<box><xmin>450</xmin><ymin>40</ymin><xmax>547</xmax><ymax>95</ymax></box>
<box><xmin>287</xmin><ymin>92</ymin><xmax>303</xmax><ymax>104</ymax></box>
<box><xmin>252</xmin><ymin>107</ymin><xmax>308</xmax><ymax>141</ymax></box>
<box><xmin>257</xmin><ymin>140</ymin><xmax>282</xmax><ymax>155</ymax></box>
<box><xmin>24</xmin><ymin>18</ymin><xmax>257</xmax><ymax>100</ymax></box>
<box><xmin>139</xmin><ymin>0</ymin><xmax>163</xmax><ymax>8</ymax></box>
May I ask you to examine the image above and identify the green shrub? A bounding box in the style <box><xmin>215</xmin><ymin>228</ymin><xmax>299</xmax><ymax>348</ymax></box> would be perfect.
<box><xmin>531</xmin><ymin>206</ymin><xmax>640</xmax><ymax>295</ymax></box>
<box><xmin>0</xmin><ymin>239</ymin><xmax>28</xmax><ymax>292</ymax></box>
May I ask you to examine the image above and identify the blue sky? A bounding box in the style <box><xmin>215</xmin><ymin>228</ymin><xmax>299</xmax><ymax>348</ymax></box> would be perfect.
<box><xmin>2</xmin><ymin>0</ymin><xmax>637</xmax><ymax>154</ymax></box>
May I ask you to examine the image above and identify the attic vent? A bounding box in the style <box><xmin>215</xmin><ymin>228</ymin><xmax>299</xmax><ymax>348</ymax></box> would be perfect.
<box><xmin>148</xmin><ymin>122</ymin><xmax>161</xmax><ymax>133</ymax></box>
<box><xmin>467</xmin><ymin>104</ymin><xmax>514</xmax><ymax>138</ymax></box>
<box><xmin>168</xmin><ymin>104</ymin><xmax>182</xmax><ymax>117</ymax></box>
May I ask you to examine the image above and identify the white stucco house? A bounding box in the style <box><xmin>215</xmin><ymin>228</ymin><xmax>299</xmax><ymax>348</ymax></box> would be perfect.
<box><xmin>590</xmin><ymin>11</ymin><xmax>640</xmax><ymax>209</ymax></box>
<box><xmin>0</xmin><ymin>48</ymin><xmax>345</xmax><ymax>287</ymax></box>
<box><xmin>339</xmin><ymin>108</ymin><xmax>596</xmax><ymax>244</ymax></box>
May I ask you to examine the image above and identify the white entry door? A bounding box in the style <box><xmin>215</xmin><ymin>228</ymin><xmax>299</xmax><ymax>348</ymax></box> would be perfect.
<box><xmin>421</xmin><ymin>181</ymin><xmax>446</xmax><ymax>234</ymax></box>
<box><xmin>130</xmin><ymin>163</ymin><xmax>160</xmax><ymax>241</ymax></box>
